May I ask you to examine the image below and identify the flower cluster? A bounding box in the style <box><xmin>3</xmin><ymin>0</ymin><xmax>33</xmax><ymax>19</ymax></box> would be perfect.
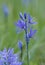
<box><xmin>0</xmin><ymin>48</ymin><xmax>22</xmax><ymax>65</ymax></box>
<box><xmin>16</xmin><ymin>12</ymin><xmax>37</xmax><ymax>65</ymax></box>
<box><xmin>16</xmin><ymin>12</ymin><xmax>37</xmax><ymax>39</ymax></box>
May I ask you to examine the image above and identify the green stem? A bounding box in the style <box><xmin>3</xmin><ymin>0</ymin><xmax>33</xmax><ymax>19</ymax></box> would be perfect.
<box><xmin>25</xmin><ymin>20</ymin><xmax>29</xmax><ymax>65</ymax></box>
<box><xmin>26</xmin><ymin>43</ymin><xmax>29</xmax><ymax>65</ymax></box>
<box><xmin>21</xmin><ymin>48</ymin><xmax>22</xmax><ymax>60</ymax></box>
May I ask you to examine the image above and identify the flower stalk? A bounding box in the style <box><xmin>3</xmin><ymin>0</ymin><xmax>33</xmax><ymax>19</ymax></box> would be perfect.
<box><xmin>25</xmin><ymin>20</ymin><xmax>29</xmax><ymax>65</ymax></box>
<box><xmin>15</xmin><ymin>12</ymin><xmax>37</xmax><ymax>65</ymax></box>
<box><xmin>21</xmin><ymin>47</ymin><xmax>23</xmax><ymax>60</ymax></box>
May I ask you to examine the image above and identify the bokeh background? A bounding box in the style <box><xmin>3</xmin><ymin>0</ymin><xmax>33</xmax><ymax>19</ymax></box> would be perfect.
<box><xmin>0</xmin><ymin>0</ymin><xmax>45</xmax><ymax>65</ymax></box>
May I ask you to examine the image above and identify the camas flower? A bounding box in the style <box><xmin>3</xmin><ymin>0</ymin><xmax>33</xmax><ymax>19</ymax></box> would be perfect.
<box><xmin>18</xmin><ymin>41</ymin><xmax>23</xmax><ymax>50</ymax></box>
<box><xmin>28</xmin><ymin>14</ymin><xmax>37</xmax><ymax>24</ymax></box>
<box><xmin>16</xmin><ymin>12</ymin><xmax>37</xmax><ymax>30</ymax></box>
<box><xmin>16</xmin><ymin>20</ymin><xmax>25</xmax><ymax>29</ymax></box>
<box><xmin>15</xmin><ymin>12</ymin><xmax>37</xmax><ymax>65</ymax></box>
<box><xmin>3</xmin><ymin>5</ymin><xmax>9</xmax><ymax>16</ymax></box>
<box><xmin>16</xmin><ymin>12</ymin><xmax>27</xmax><ymax>30</ymax></box>
<box><xmin>28</xmin><ymin>28</ymin><xmax>37</xmax><ymax>38</ymax></box>
<box><xmin>0</xmin><ymin>48</ymin><xmax>22</xmax><ymax>65</ymax></box>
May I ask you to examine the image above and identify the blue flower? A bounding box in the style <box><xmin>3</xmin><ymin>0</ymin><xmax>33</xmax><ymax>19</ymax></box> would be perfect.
<box><xmin>18</xmin><ymin>41</ymin><xmax>23</xmax><ymax>50</ymax></box>
<box><xmin>16</xmin><ymin>20</ymin><xmax>25</xmax><ymax>29</ymax></box>
<box><xmin>16</xmin><ymin>12</ymin><xmax>37</xmax><ymax>30</ymax></box>
<box><xmin>15</xmin><ymin>12</ymin><xmax>37</xmax><ymax>65</ymax></box>
<box><xmin>16</xmin><ymin>12</ymin><xmax>37</xmax><ymax>39</ymax></box>
<box><xmin>28</xmin><ymin>28</ymin><xmax>37</xmax><ymax>38</ymax></box>
<box><xmin>28</xmin><ymin>14</ymin><xmax>37</xmax><ymax>24</ymax></box>
<box><xmin>3</xmin><ymin>5</ymin><xmax>9</xmax><ymax>16</ymax></box>
<box><xmin>0</xmin><ymin>48</ymin><xmax>22</xmax><ymax>65</ymax></box>
<box><xmin>16</xmin><ymin>12</ymin><xmax>27</xmax><ymax>29</ymax></box>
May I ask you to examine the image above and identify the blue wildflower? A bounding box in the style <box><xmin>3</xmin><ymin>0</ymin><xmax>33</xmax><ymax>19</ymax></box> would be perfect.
<box><xmin>15</xmin><ymin>12</ymin><xmax>37</xmax><ymax>65</ymax></box>
<box><xmin>16</xmin><ymin>12</ymin><xmax>37</xmax><ymax>30</ymax></box>
<box><xmin>18</xmin><ymin>41</ymin><xmax>23</xmax><ymax>60</ymax></box>
<box><xmin>28</xmin><ymin>14</ymin><xmax>37</xmax><ymax>24</ymax></box>
<box><xmin>16</xmin><ymin>12</ymin><xmax>26</xmax><ymax>30</ymax></box>
<box><xmin>0</xmin><ymin>48</ymin><xmax>22</xmax><ymax>65</ymax></box>
<box><xmin>28</xmin><ymin>28</ymin><xmax>37</xmax><ymax>38</ymax></box>
<box><xmin>3</xmin><ymin>5</ymin><xmax>9</xmax><ymax>16</ymax></box>
<box><xmin>18</xmin><ymin>41</ymin><xmax>23</xmax><ymax>50</ymax></box>
<box><xmin>16</xmin><ymin>20</ymin><xmax>25</xmax><ymax>29</ymax></box>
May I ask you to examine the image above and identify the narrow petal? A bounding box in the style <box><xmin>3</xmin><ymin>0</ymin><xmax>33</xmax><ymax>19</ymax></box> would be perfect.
<box><xmin>28</xmin><ymin>28</ymin><xmax>37</xmax><ymax>38</ymax></box>
<box><xmin>28</xmin><ymin>14</ymin><xmax>37</xmax><ymax>24</ymax></box>
<box><xmin>28</xmin><ymin>14</ymin><xmax>32</xmax><ymax>23</ymax></box>
<box><xmin>19</xmin><ymin>12</ymin><xmax>24</xmax><ymax>21</ymax></box>
<box><xmin>31</xmin><ymin>29</ymin><xmax>37</xmax><ymax>37</ymax></box>
<box><xmin>24</xmin><ymin>12</ymin><xmax>27</xmax><ymax>19</ymax></box>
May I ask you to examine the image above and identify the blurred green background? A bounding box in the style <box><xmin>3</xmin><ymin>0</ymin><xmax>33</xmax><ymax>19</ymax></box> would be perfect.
<box><xmin>0</xmin><ymin>0</ymin><xmax>45</xmax><ymax>65</ymax></box>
